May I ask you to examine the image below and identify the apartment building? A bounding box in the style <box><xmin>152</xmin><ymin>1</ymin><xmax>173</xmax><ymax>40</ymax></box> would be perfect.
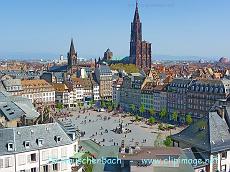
<box><xmin>187</xmin><ymin>78</ymin><xmax>230</xmax><ymax>119</ymax></box>
<box><xmin>20</xmin><ymin>79</ymin><xmax>55</xmax><ymax>107</ymax></box>
<box><xmin>53</xmin><ymin>83</ymin><xmax>70</xmax><ymax>107</ymax></box>
<box><xmin>95</xmin><ymin>64</ymin><xmax>112</xmax><ymax>100</ymax></box>
<box><xmin>0</xmin><ymin>122</ymin><xmax>82</xmax><ymax>172</ymax></box>
<box><xmin>112</xmin><ymin>78</ymin><xmax>123</xmax><ymax>105</ymax></box>
<box><xmin>120</xmin><ymin>73</ymin><xmax>145</xmax><ymax>112</ymax></box>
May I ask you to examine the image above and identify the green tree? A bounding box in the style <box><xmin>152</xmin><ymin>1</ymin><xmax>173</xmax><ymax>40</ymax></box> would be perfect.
<box><xmin>148</xmin><ymin>117</ymin><xmax>155</xmax><ymax>125</ymax></box>
<box><xmin>186</xmin><ymin>114</ymin><xmax>193</xmax><ymax>125</ymax></box>
<box><xmin>56</xmin><ymin>103</ymin><xmax>63</xmax><ymax>111</ymax></box>
<box><xmin>149</xmin><ymin>107</ymin><xmax>155</xmax><ymax>116</ymax></box>
<box><xmin>164</xmin><ymin>136</ymin><xmax>172</xmax><ymax>147</ymax></box>
<box><xmin>108</xmin><ymin>105</ymin><xmax>113</xmax><ymax>112</ymax></box>
<box><xmin>113</xmin><ymin>102</ymin><xmax>118</xmax><ymax>109</ymax></box>
<box><xmin>139</xmin><ymin>104</ymin><xmax>145</xmax><ymax>116</ymax></box>
<box><xmin>160</xmin><ymin>107</ymin><xmax>167</xmax><ymax>119</ymax></box>
<box><xmin>130</xmin><ymin>104</ymin><xmax>136</xmax><ymax>114</ymax></box>
<box><xmin>135</xmin><ymin>115</ymin><xmax>141</xmax><ymax>122</ymax></box>
<box><xmin>89</xmin><ymin>100</ymin><xmax>94</xmax><ymax>108</ymax></box>
<box><xmin>101</xmin><ymin>100</ymin><xmax>106</xmax><ymax>108</ymax></box>
<box><xmin>172</xmin><ymin>111</ymin><xmax>178</xmax><ymax>122</ymax></box>
<box><xmin>158</xmin><ymin>123</ymin><xmax>164</xmax><ymax>130</ymax></box>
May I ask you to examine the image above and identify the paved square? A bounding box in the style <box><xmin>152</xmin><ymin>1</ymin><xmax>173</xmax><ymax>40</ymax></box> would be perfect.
<box><xmin>59</xmin><ymin>110</ymin><xmax>158</xmax><ymax>147</ymax></box>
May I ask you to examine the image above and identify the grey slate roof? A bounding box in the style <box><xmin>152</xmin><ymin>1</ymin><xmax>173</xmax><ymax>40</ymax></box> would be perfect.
<box><xmin>2</xmin><ymin>79</ymin><xmax>22</xmax><ymax>87</ymax></box>
<box><xmin>0</xmin><ymin>123</ymin><xmax>74</xmax><ymax>156</ymax></box>
<box><xmin>171</xmin><ymin>111</ymin><xmax>230</xmax><ymax>153</ymax></box>
<box><xmin>0</xmin><ymin>91</ymin><xmax>39</xmax><ymax>121</ymax></box>
<box><xmin>97</xmin><ymin>65</ymin><xmax>112</xmax><ymax>74</ymax></box>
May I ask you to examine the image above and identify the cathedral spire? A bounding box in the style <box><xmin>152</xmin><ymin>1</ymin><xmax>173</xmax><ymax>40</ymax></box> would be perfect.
<box><xmin>134</xmin><ymin>0</ymin><xmax>140</xmax><ymax>22</ymax></box>
<box><xmin>70</xmin><ymin>38</ymin><xmax>76</xmax><ymax>56</ymax></box>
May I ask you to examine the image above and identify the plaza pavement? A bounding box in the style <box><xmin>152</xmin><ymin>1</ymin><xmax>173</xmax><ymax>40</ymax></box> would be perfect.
<box><xmin>59</xmin><ymin>110</ymin><xmax>158</xmax><ymax>147</ymax></box>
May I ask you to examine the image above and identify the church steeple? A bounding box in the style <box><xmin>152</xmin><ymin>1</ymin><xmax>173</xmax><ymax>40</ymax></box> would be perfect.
<box><xmin>67</xmin><ymin>38</ymin><xmax>78</xmax><ymax>73</ymax></box>
<box><xmin>69</xmin><ymin>38</ymin><xmax>76</xmax><ymax>56</ymax></box>
<box><xmin>134</xmin><ymin>0</ymin><xmax>140</xmax><ymax>23</ymax></box>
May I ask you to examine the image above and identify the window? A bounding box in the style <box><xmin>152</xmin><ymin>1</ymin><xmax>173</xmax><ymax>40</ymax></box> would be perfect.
<box><xmin>0</xmin><ymin>159</ymin><xmax>3</xmax><ymax>168</ymax></box>
<box><xmin>221</xmin><ymin>165</ymin><xmax>226</xmax><ymax>172</ymax></box>
<box><xmin>221</xmin><ymin>151</ymin><xmax>227</xmax><ymax>159</ymax></box>
<box><xmin>30</xmin><ymin>153</ymin><xmax>36</xmax><ymax>162</ymax></box>
<box><xmin>51</xmin><ymin>149</ymin><xmax>58</xmax><ymax>159</ymax></box>
<box><xmin>31</xmin><ymin>168</ymin><xmax>36</xmax><ymax>172</ymax></box>
<box><xmin>37</xmin><ymin>139</ymin><xmax>44</xmax><ymax>147</ymax></box>
<box><xmin>54</xmin><ymin>136</ymin><xmax>61</xmax><ymax>143</ymax></box>
<box><xmin>61</xmin><ymin>147</ymin><xmax>67</xmax><ymax>157</ymax></box>
<box><xmin>18</xmin><ymin>155</ymin><xmax>26</xmax><ymax>165</ymax></box>
<box><xmin>5</xmin><ymin>157</ymin><xmax>13</xmax><ymax>168</ymax></box>
<box><xmin>24</xmin><ymin>141</ymin><xmax>30</xmax><ymax>148</ymax></box>
<box><xmin>42</xmin><ymin>151</ymin><xmax>49</xmax><ymax>161</ymax></box>
<box><xmin>7</xmin><ymin>143</ymin><xmax>14</xmax><ymax>151</ymax></box>
<box><xmin>43</xmin><ymin>165</ymin><xmax>48</xmax><ymax>172</ymax></box>
<box><xmin>53</xmin><ymin>163</ymin><xmax>58</xmax><ymax>171</ymax></box>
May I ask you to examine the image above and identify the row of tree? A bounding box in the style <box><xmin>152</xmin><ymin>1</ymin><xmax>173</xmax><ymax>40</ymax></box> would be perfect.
<box><xmin>130</xmin><ymin>104</ymin><xmax>193</xmax><ymax>125</ymax></box>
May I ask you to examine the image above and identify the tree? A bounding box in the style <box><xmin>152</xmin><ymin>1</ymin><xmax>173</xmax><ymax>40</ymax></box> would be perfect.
<box><xmin>186</xmin><ymin>114</ymin><xmax>193</xmax><ymax>125</ymax></box>
<box><xmin>148</xmin><ymin>117</ymin><xmax>155</xmax><ymax>125</ymax></box>
<box><xmin>89</xmin><ymin>100</ymin><xmax>94</xmax><ymax>108</ymax></box>
<box><xmin>164</xmin><ymin>136</ymin><xmax>172</xmax><ymax>147</ymax></box>
<box><xmin>135</xmin><ymin>115</ymin><xmax>141</xmax><ymax>122</ymax></box>
<box><xmin>172</xmin><ymin>111</ymin><xmax>178</xmax><ymax>122</ymax></box>
<box><xmin>101</xmin><ymin>100</ymin><xmax>106</xmax><ymax>108</ymax></box>
<box><xmin>160</xmin><ymin>107</ymin><xmax>167</xmax><ymax>119</ymax></box>
<box><xmin>130</xmin><ymin>104</ymin><xmax>136</xmax><ymax>114</ymax></box>
<box><xmin>139</xmin><ymin>104</ymin><xmax>145</xmax><ymax>116</ymax></box>
<box><xmin>108</xmin><ymin>105</ymin><xmax>113</xmax><ymax>112</ymax></box>
<box><xmin>149</xmin><ymin>107</ymin><xmax>155</xmax><ymax>116</ymax></box>
<box><xmin>113</xmin><ymin>102</ymin><xmax>118</xmax><ymax>110</ymax></box>
<box><xmin>158</xmin><ymin>123</ymin><xmax>164</xmax><ymax>130</ymax></box>
<box><xmin>56</xmin><ymin>103</ymin><xmax>63</xmax><ymax>111</ymax></box>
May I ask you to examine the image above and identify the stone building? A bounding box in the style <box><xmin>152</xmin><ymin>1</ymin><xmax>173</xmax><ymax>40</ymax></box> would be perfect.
<box><xmin>187</xmin><ymin>78</ymin><xmax>230</xmax><ymax>119</ymax></box>
<box><xmin>120</xmin><ymin>73</ymin><xmax>145</xmax><ymax>112</ymax></box>
<box><xmin>95</xmin><ymin>64</ymin><xmax>112</xmax><ymax>100</ymax></box>
<box><xmin>167</xmin><ymin>78</ymin><xmax>195</xmax><ymax>122</ymax></box>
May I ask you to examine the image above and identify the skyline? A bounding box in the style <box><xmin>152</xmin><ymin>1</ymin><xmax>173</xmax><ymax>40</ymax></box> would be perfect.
<box><xmin>0</xmin><ymin>0</ymin><xmax>230</xmax><ymax>60</ymax></box>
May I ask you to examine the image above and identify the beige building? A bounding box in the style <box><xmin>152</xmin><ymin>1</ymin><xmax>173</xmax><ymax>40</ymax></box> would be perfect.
<box><xmin>21</xmin><ymin>79</ymin><xmax>55</xmax><ymax>107</ymax></box>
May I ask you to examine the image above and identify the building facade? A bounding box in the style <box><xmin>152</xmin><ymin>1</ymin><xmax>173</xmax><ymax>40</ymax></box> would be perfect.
<box><xmin>167</xmin><ymin>78</ymin><xmax>194</xmax><ymax>122</ymax></box>
<box><xmin>120</xmin><ymin>73</ymin><xmax>145</xmax><ymax>112</ymax></box>
<box><xmin>95</xmin><ymin>65</ymin><xmax>112</xmax><ymax>100</ymax></box>
<box><xmin>187</xmin><ymin>78</ymin><xmax>230</xmax><ymax>119</ymax></box>
<box><xmin>21</xmin><ymin>79</ymin><xmax>55</xmax><ymax>107</ymax></box>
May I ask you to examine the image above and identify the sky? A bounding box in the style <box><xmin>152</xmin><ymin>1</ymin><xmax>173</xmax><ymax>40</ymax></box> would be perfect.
<box><xmin>0</xmin><ymin>0</ymin><xmax>230</xmax><ymax>60</ymax></box>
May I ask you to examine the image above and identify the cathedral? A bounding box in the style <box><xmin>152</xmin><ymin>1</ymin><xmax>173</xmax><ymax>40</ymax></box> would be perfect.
<box><xmin>129</xmin><ymin>2</ymin><xmax>152</xmax><ymax>69</ymax></box>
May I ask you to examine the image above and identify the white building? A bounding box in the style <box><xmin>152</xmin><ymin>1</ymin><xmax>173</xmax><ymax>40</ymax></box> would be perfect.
<box><xmin>0</xmin><ymin>123</ymin><xmax>82</xmax><ymax>172</ymax></box>
<box><xmin>112</xmin><ymin>78</ymin><xmax>123</xmax><ymax>105</ymax></box>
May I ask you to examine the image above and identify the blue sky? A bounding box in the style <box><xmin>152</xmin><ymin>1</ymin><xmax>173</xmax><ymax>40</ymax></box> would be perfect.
<box><xmin>0</xmin><ymin>0</ymin><xmax>230</xmax><ymax>60</ymax></box>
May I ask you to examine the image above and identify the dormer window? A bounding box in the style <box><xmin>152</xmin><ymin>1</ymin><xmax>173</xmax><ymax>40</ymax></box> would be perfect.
<box><xmin>54</xmin><ymin>136</ymin><xmax>61</xmax><ymax>143</ymax></box>
<box><xmin>37</xmin><ymin>139</ymin><xmax>44</xmax><ymax>147</ymax></box>
<box><xmin>24</xmin><ymin>141</ymin><xmax>30</xmax><ymax>149</ymax></box>
<box><xmin>7</xmin><ymin>143</ymin><xmax>14</xmax><ymax>151</ymax></box>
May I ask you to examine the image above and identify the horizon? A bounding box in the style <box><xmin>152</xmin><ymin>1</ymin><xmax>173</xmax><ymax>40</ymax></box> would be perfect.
<box><xmin>0</xmin><ymin>0</ymin><xmax>230</xmax><ymax>60</ymax></box>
